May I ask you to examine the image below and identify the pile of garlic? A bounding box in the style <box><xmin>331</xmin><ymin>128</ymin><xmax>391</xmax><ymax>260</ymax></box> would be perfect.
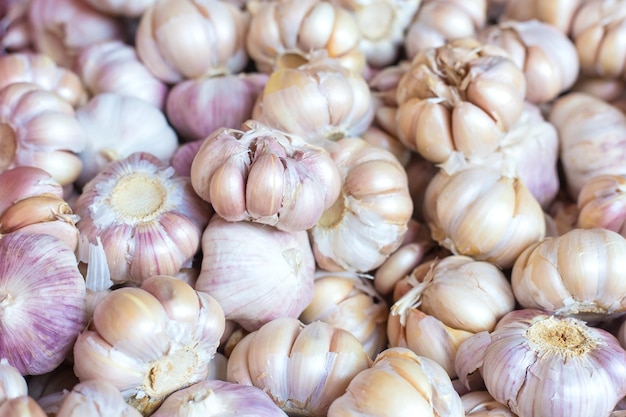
<box><xmin>3</xmin><ymin>0</ymin><xmax>626</xmax><ymax>416</ymax></box>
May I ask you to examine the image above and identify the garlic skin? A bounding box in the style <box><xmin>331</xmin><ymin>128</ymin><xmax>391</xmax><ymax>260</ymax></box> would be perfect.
<box><xmin>74</xmin><ymin>93</ymin><xmax>179</xmax><ymax>188</ymax></box>
<box><xmin>151</xmin><ymin>380</ymin><xmax>288</xmax><ymax>417</ymax></box>
<box><xmin>190</xmin><ymin>121</ymin><xmax>341</xmax><ymax>232</ymax></box>
<box><xmin>456</xmin><ymin>309</ymin><xmax>626</xmax><ymax>417</ymax></box>
<box><xmin>423</xmin><ymin>165</ymin><xmax>545</xmax><ymax>269</ymax></box>
<box><xmin>577</xmin><ymin>174</ymin><xmax>626</xmax><ymax>235</ymax></box>
<box><xmin>166</xmin><ymin>73</ymin><xmax>268</xmax><ymax>142</ymax></box>
<box><xmin>73</xmin><ymin>152</ymin><xmax>212</xmax><ymax>284</ymax></box>
<box><xmin>0</xmin><ymin>82</ymin><xmax>86</xmax><ymax>186</ymax></box>
<box><xmin>195</xmin><ymin>215</ymin><xmax>316</xmax><ymax>332</ymax></box>
<box><xmin>327</xmin><ymin>346</ymin><xmax>464</xmax><ymax>417</ymax></box>
<box><xmin>252</xmin><ymin>54</ymin><xmax>374</xmax><ymax>147</ymax></box>
<box><xmin>396</xmin><ymin>38</ymin><xmax>526</xmax><ymax>165</ymax></box>
<box><xmin>462</xmin><ymin>391</ymin><xmax>517</xmax><ymax>417</ymax></box>
<box><xmin>0</xmin><ymin>359</ymin><xmax>28</xmax><ymax>401</ymax></box>
<box><xmin>51</xmin><ymin>380</ymin><xmax>142</xmax><ymax>417</ymax></box>
<box><xmin>227</xmin><ymin>317</ymin><xmax>372</xmax><ymax>417</ymax></box>
<box><xmin>309</xmin><ymin>137</ymin><xmax>413</xmax><ymax>273</ymax></box>
<box><xmin>246</xmin><ymin>0</ymin><xmax>365</xmax><ymax>74</ymax></box>
<box><xmin>496</xmin><ymin>0</ymin><xmax>584</xmax><ymax>34</ymax></box>
<box><xmin>0</xmin><ymin>232</ymin><xmax>86</xmax><ymax>376</ymax></box>
<box><xmin>75</xmin><ymin>41</ymin><xmax>168</xmax><ymax>110</ymax></box>
<box><xmin>512</xmin><ymin>228</ymin><xmax>626</xmax><ymax>321</ymax></box>
<box><xmin>135</xmin><ymin>0</ymin><xmax>248</xmax><ymax>84</ymax></box>
<box><xmin>73</xmin><ymin>275</ymin><xmax>225</xmax><ymax>416</ymax></box>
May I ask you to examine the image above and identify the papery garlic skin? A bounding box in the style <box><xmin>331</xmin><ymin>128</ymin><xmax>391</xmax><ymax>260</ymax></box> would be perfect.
<box><xmin>0</xmin><ymin>359</ymin><xmax>28</xmax><ymax>401</ymax></box>
<box><xmin>74</xmin><ymin>152</ymin><xmax>212</xmax><ymax>284</ymax></box>
<box><xmin>227</xmin><ymin>318</ymin><xmax>372</xmax><ymax>417</ymax></box>
<box><xmin>511</xmin><ymin>228</ymin><xmax>626</xmax><ymax>320</ymax></box>
<box><xmin>0</xmin><ymin>232</ymin><xmax>86</xmax><ymax>375</ymax></box>
<box><xmin>136</xmin><ymin>0</ymin><xmax>248</xmax><ymax>83</ymax></box>
<box><xmin>195</xmin><ymin>215</ymin><xmax>316</xmax><ymax>331</ymax></box>
<box><xmin>52</xmin><ymin>380</ymin><xmax>142</xmax><ymax>417</ymax></box>
<box><xmin>310</xmin><ymin>137</ymin><xmax>413</xmax><ymax>273</ymax></box>
<box><xmin>327</xmin><ymin>346</ymin><xmax>464</xmax><ymax>417</ymax></box>
<box><xmin>73</xmin><ymin>275</ymin><xmax>225</xmax><ymax>416</ymax></box>
<box><xmin>577</xmin><ymin>174</ymin><xmax>626</xmax><ymax>235</ymax></box>
<box><xmin>190</xmin><ymin>121</ymin><xmax>341</xmax><ymax>232</ymax></box>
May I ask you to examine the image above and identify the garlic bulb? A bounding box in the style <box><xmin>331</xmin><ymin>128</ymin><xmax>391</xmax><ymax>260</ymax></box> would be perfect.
<box><xmin>461</xmin><ymin>391</ymin><xmax>517</xmax><ymax>417</ymax></box>
<box><xmin>151</xmin><ymin>380</ymin><xmax>288</xmax><ymax>417</ymax></box>
<box><xmin>496</xmin><ymin>0</ymin><xmax>585</xmax><ymax>34</ymax></box>
<box><xmin>361</xmin><ymin>125</ymin><xmax>411</xmax><ymax>167</ymax></box>
<box><xmin>73</xmin><ymin>152</ymin><xmax>212</xmax><ymax>284</ymax></box>
<box><xmin>309</xmin><ymin>137</ymin><xmax>413</xmax><ymax>272</ymax></box>
<box><xmin>227</xmin><ymin>317</ymin><xmax>372</xmax><ymax>417</ymax></box>
<box><xmin>166</xmin><ymin>73</ymin><xmax>267</xmax><ymax>142</ymax></box>
<box><xmin>252</xmin><ymin>53</ymin><xmax>374</xmax><ymax>147</ymax></box>
<box><xmin>73</xmin><ymin>275</ymin><xmax>225</xmax><ymax>415</ymax></box>
<box><xmin>299</xmin><ymin>270</ymin><xmax>389</xmax><ymax>359</ymax></box>
<box><xmin>327</xmin><ymin>346</ymin><xmax>464</xmax><ymax>416</ymax></box>
<box><xmin>135</xmin><ymin>0</ymin><xmax>248</xmax><ymax>83</ymax></box>
<box><xmin>396</xmin><ymin>38</ymin><xmax>526</xmax><ymax>165</ymax></box>
<box><xmin>477</xmin><ymin>19</ymin><xmax>579</xmax><ymax>103</ymax></box>
<box><xmin>0</xmin><ymin>0</ymin><xmax>31</xmax><ymax>53</ymax></box>
<box><xmin>0</xmin><ymin>52</ymin><xmax>87</xmax><ymax>107</ymax></box>
<box><xmin>74</xmin><ymin>93</ymin><xmax>179</xmax><ymax>188</ymax></box>
<box><xmin>75</xmin><ymin>41</ymin><xmax>168</xmax><ymax>109</ymax></box>
<box><xmin>0</xmin><ymin>82</ymin><xmax>86</xmax><ymax>186</ymax></box>
<box><xmin>190</xmin><ymin>121</ymin><xmax>341</xmax><ymax>232</ymax></box>
<box><xmin>577</xmin><ymin>174</ymin><xmax>626</xmax><ymax>235</ymax></box>
<box><xmin>512</xmin><ymin>227</ymin><xmax>626</xmax><ymax>321</ymax></box>
<box><xmin>368</xmin><ymin>59</ymin><xmax>410</xmax><ymax>138</ymax></box>
<box><xmin>0</xmin><ymin>359</ymin><xmax>28</xmax><ymax>401</ymax></box>
<box><xmin>195</xmin><ymin>215</ymin><xmax>316</xmax><ymax>331</ymax></box>
<box><xmin>246</xmin><ymin>0</ymin><xmax>365</xmax><ymax>74</ymax></box>
<box><xmin>49</xmin><ymin>380</ymin><xmax>142</xmax><ymax>417</ymax></box>
<box><xmin>170</xmin><ymin>138</ymin><xmax>204</xmax><ymax>177</ymax></box>
<box><xmin>456</xmin><ymin>309</ymin><xmax>626</xmax><ymax>417</ymax></box>
<box><xmin>423</xmin><ymin>165</ymin><xmax>545</xmax><ymax>269</ymax></box>
<box><xmin>80</xmin><ymin>0</ymin><xmax>156</xmax><ymax>17</ymax></box>
<box><xmin>387</xmin><ymin>255</ymin><xmax>515</xmax><ymax>377</ymax></box>
<box><xmin>0</xmin><ymin>232</ymin><xmax>86</xmax><ymax>375</ymax></box>
<box><xmin>0</xmin><ymin>396</ymin><xmax>47</xmax><ymax>417</ymax></box>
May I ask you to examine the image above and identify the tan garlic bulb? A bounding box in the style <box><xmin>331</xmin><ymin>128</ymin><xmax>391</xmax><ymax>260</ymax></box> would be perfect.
<box><xmin>548</xmin><ymin>92</ymin><xmax>626</xmax><ymax>200</ymax></box>
<box><xmin>423</xmin><ymin>165</ymin><xmax>545</xmax><ymax>269</ymax></box>
<box><xmin>462</xmin><ymin>391</ymin><xmax>517</xmax><ymax>417</ymax></box>
<box><xmin>396</xmin><ymin>38</ymin><xmax>526</xmax><ymax>165</ymax></box>
<box><xmin>404</xmin><ymin>0</ymin><xmax>487</xmax><ymax>59</ymax></box>
<box><xmin>387</xmin><ymin>255</ymin><xmax>516</xmax><ymax>377</ymax></box>
<box><xmin>253</xmin><ymin>54</ymin><xmax>374</xmax><ymax>147</ymax></box>
<box><xmin>577</xmin><ymin>174</ymin><xmax>626</xmax><ymax>235</ymax></box>
<box><xmin>0</xmin><ymin>52</ymin><xmax>87</xmax><ymax>107</ymax></box>
<box><xmin>227</xmin><ymin>317</ymin><xmax>372</xmax><ymax>417</ymax></box>
<box><xmin>246</xmin><ymin>0</ymin><xmax>365</xmax><ymax>74</ymax></box>
<box><xmin>299</xmin><ymin>270</ymin><xmax>389</xmax><ymax>359</ymax></box>
<box><xmin>309</xmin><ymin>137</ymin><xmax>413</xmax><ymax>273</ymax></box>
<box><xmin>0</xmin><ymin>82</ymin><xmax>86</xmax><ymax>186</ymax></box>
<box><xmin>477</xmin><ymin>19</ymin><xmax>579</xmax><ymax>103</ymax></box>
<box><xmin>327</xmin><ymin>346</ymin><xmax>464</xmax><ymax>417</ymax></box>
<box><xmin>190</xmin><ymin>121</ymin><xmax>341</xmax><ymax>232</ymax></box>
<box><xmin>73</xmin><ymin>275</ymin><xmax>225</xmax><ymax>415</ymax></box>
<box><xmin>135</xmin><ymin>0</ymin><xmax>248</xmax><ymax>84</ymax></box>
<box><xmin>511</xmin><ymin>227</ymin><xmax>626</xmax><ymax>321</ymax></box>
<box><xmin>496</xmin><ymin>0</ymin><xmax>585</xmax><ymax>34</ymax></box>
<box><xmin>73</xmin><ymin>152</ymin><xmax>212</xmax><ymax>284</ymax></box>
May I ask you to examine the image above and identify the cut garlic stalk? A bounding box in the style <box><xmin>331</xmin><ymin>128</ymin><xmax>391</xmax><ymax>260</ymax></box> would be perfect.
<box><xmin>577</xmin><ymin>174</ymin><xmax>626</xmax><ymax>236</ymax></box>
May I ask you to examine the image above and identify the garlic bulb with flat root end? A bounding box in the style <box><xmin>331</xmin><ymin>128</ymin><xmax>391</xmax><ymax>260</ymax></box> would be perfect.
<box><xmin>456</xmin><ymin>309</ymin><xmax>626</xmax><ymax>417</ymax></box>
<box><xmin>387</xmin><ymin>255</ymin><xmax>515</xmax><ymax>378</ymax></box>
<box><xmin>511</xmin><ymin>228</ymin><xmax>626</xmax><ymax>321</ymax></box>
<box><xmin>327</xmin><ymin>346</ymin><xmax>464</xmax><ymax>417</ymax></box>
<box><xmin>227</xmin><ymin>318</ymin><xmax>372</xmax><ymax>417</ymax></box>
<box><xmin>0</xmin><ymin>232</ymin><xmax>86</xmax><ymax>376</ymax></box>
<box><xmin>190</xmin><ymin>121</ymin><xmax>341</xmax><ymax>232</ymax></box>
<box><xmin>74</xmin><ymin>93</ymin><xmax>178</xmax><ymax>188</ymax></box>
<box><xmin>151</xmin><ymin>380</ymin><xmax>288</xmax><ymax>417</ymax></box>
<box><xmin>252</xmin><ymin>54</ymin><xmax>374</xmax><ymax>147</ymax></box>
<box><xmin>577</xmin><ymin>174</ymin><xmax>626</xmax><ymax>235</ymax></box>
<box><xmin>299</xmin><ymin>270</ymin><xmax>389</xmax><ymax>359</ymax></box>
<box><xmin>423</xmin><ymin>165</ymin><xmax>545</xmax><ymax>269</ymax></box>
<box><xmin>48</xmin><ymin>380</ymin><xmax>142</xmax><ymax>417</ymax></box>
<box><xmin>73</xmin><ymin>275</ymin><xmax>225</xmax><ymax>416</ymax></box>
<box><xmin>0</xmin><ymin>82</ymin><xmax>86</xmax><ymax>186</ymax></box>
<box><xmin>135</xmin><ymin>0</ymin><xmax>248</xmax><ymax>84</ymax></box>
<box><xmin>246</xmin><ymin>0</ymin><xmax>365</xmax><ymax>74</ymax></box>
<box><xmin>74</xmin><ymin>152</ymin><xmax>212</xmax><ymax>284</ymax></box>
<box><xmin>396</xmin><ymin>38</ymin><xmax>526</xmax><ymax>165</ymax></box>
<box><xmin>195</xmin><ymin>215</ymin><xmax>316</xmax><ymax>332</ymax></box>
<box><xmin>309</xmin><ymin>137</ymin><xmax>413</xmax><ymax>273</ymax></box>
<box><xmin>0</xmin><ymin>359</ymin><xmax>28</xmax><ymax>401</ymax></box>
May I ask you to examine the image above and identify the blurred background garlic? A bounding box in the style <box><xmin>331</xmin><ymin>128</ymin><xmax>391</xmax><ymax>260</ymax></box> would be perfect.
<box><xmin>577</xmin><ymin>174</ymin><xmax>626</xmax><ymax>235</ymax></box>
<box><xmin>0</xmin><ymin>396</ymin><xmax>47</xmax><ymax>416</ymax></box>
<box><xmin>26</xmin><ymin>361</ymin><xmax>79</xmax><ymax>400</ymax></box>
<box><xmin>73</xmin><ymin>275</ymin><xmax>225</xmax><ymax>415</ymax></box>
<box><xmin>73</xmin><ymin>152</ymin><xmax>212</xmax><ymax>284</ymax></box>
<box><xmin>327</xmin><ymin>346</ymin><xmax>464</xmax><ymax>416</ymax></box>
<box><xmin>195</xmin><ymin>215</ymin><xmax>316</xmax><ymax>331</ymax></box>
<box><xmin>494</xmin><ymin>0</ymin><xmax>585</xmax><ymax>34</ymax></box>
<box><xmin>135</xmin><ymin>0</ymin><xmax>248</xmax><ymax>84</ymax></box>
<box><xmin>0</xmin><ymin>0</ymin><xmax>32</xmax><ymax>54</ymax></box>
<box><xmin>227</xmin><ymin>317</ymin><xmax>372</xmax><ymax>417</ymax></box>
<box><xmin>80</xmin><ymin>0</ymin><xmax>156</xmax><ymax>17</ymax></box>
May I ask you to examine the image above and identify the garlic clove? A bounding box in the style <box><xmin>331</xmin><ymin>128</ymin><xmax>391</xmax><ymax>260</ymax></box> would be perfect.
<box><xmin>0</xmin><ymin>359</ymin><xmax>28</xmax><ymax>401</ymax></box>
<box><xmin>0</xmin><ymin>195</ymin><xmax>72</xmax><ymax>234</ymax></box>
<box><xmin>245</xmin><ymin>153</ymin><xmax>285</xmax><ymax>218</ymax></box>
<box><xmin>54</xmin><ymin>379</ymin><xmax>143</xmax><ymax>417</ymax></box>
<box><xmin>0</xmin><ymin>396</ymin><xmax>47</xmax><ymax>417</ymax></box>
<box><xmin>208</xmin><ymin>160</ymin><xmax>248</xmax><ymax>222</ymax></box>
